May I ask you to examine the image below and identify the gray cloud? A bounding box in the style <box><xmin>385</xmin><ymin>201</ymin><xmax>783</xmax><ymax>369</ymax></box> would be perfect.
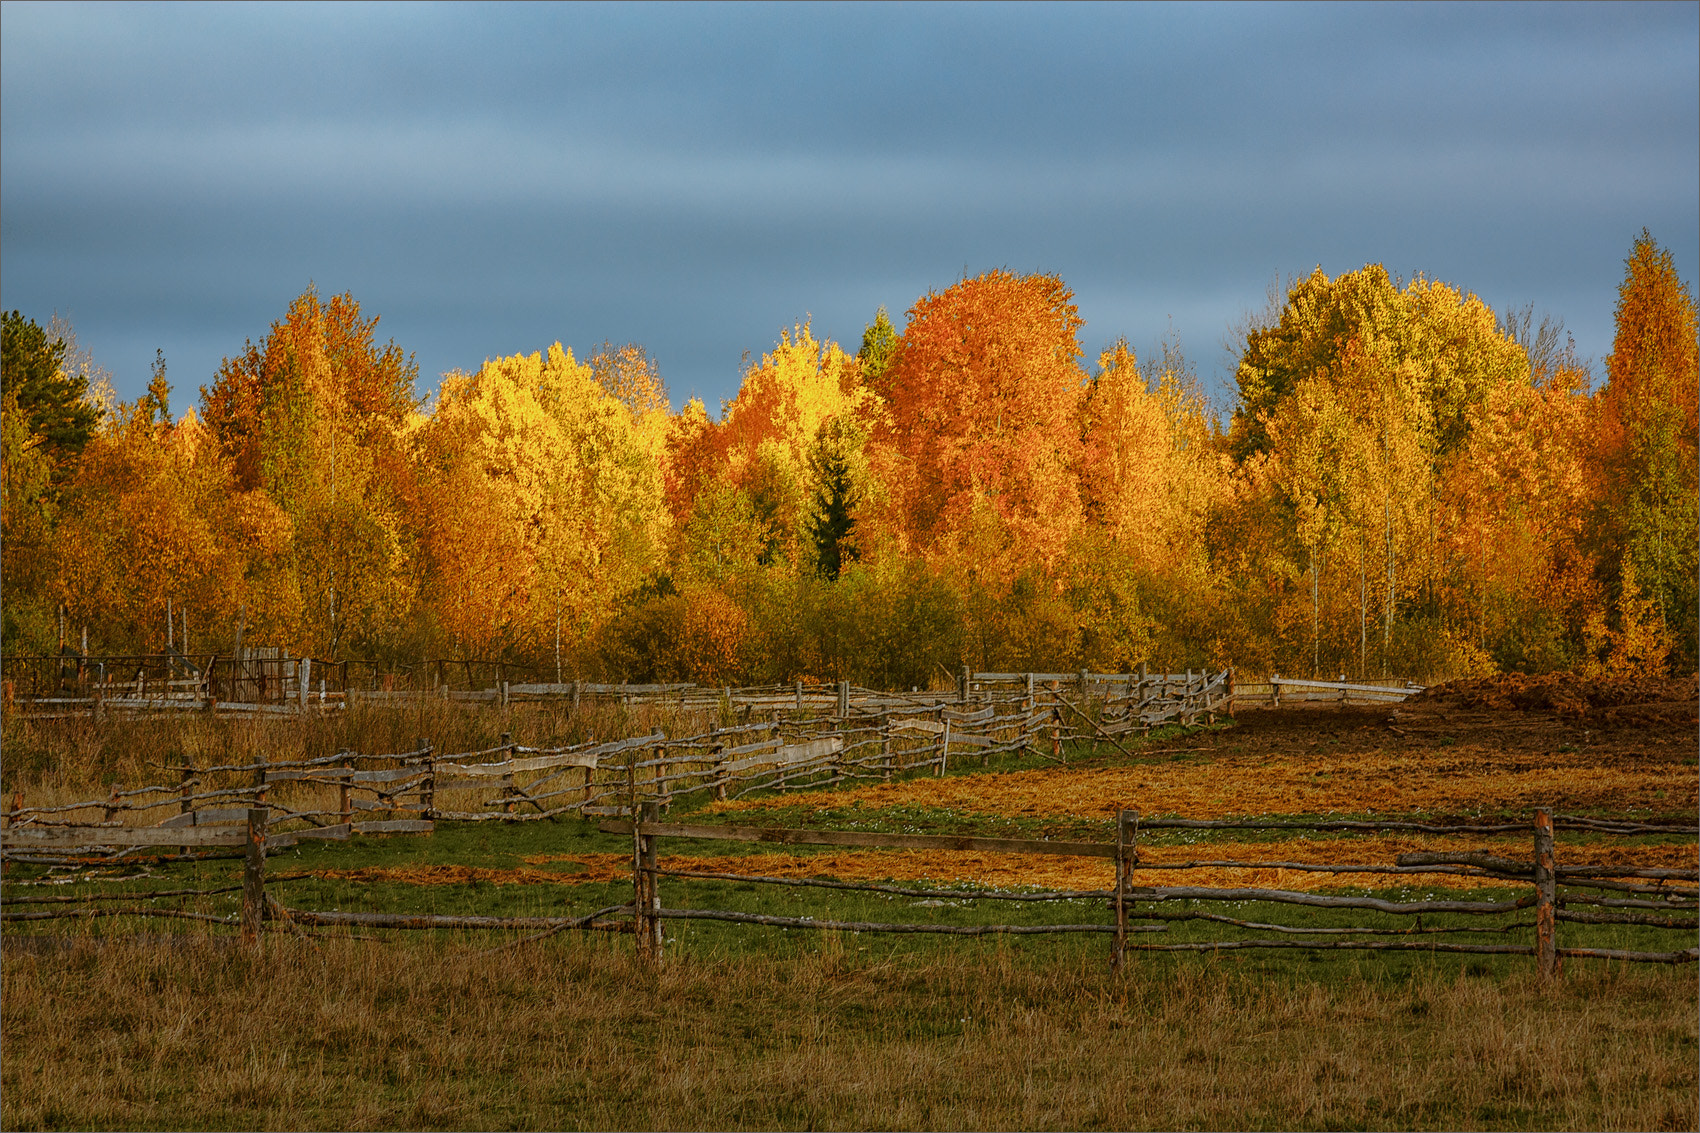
<box><xmin>3</xmin><ymin>1</ymin><xmax>1694</xmax><ymax>410</ymax></box>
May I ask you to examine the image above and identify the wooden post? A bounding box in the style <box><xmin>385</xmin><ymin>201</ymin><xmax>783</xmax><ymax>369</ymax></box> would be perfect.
<box><xmin>796</xmin><ymin>679</ymin><xmax>804</xmax><ymax>714</ymax></box>
<box><xmin>881</xmin><ymin>719</ymin><xmax>893</xmax><ymax>783</ymax></box>
<box><xmin>1271</xmin><ymin>673</ymin><xmax>1281</xmax><ymax>709</ymax></box>
<box><xmin>242</xmin><ymin>807</ymin><xmax>268</xmax><ymax>945</ymax></box>
<box><xmin>1534</xmin><ymin>808</ymin><xmax>1559</xmax><ymax>979</ymax></box>
<box><xmin>419</xmin><ymin>738</ymin><xmax>434</xmax><ymax>819</ymax></box>
<box><xmin>837</xmin><ymin>679</ymin><xmax>850</xmax><ymax>718</ymax></box>
<box><xmin>1112</xmin><ymin>809</ymin><xmax>1138</xmax><ymax>971</ymax></box>
<box><xmin>938</xmin><ymin>715</ymin><xmax>951</xmax><ymax>777</ymax></box>
<box><xmin>636</xmin><ymin>801</ymin><xmax>662</xmax><ymax>959</ymax></box>
<box><xmin>298</xmin><ymin>657</ymin><xmax>310</xmax><ymax>715</ymax></box>
<box><xmin>959</xmin><ymin>664</ymin><xmax>971</xmax><ymax>705</ymax></box>
<box><xmin>1052</xmin><ymin>712</ymin><xmax>1063</xmax><ymax>763</ymax></box>
<box><xmin>339</xmin><ymin>753</ymin><xmax>353</xmax><ymax>826</ymax></box>
<box><xmin>1024</xmin><ymin>672</ymin><xmax>1035</xmax><ymax>714</ymax></box>
<box><xmin>498</xmin><ymin>731</ymin><xmax>515</xmax><ymax>815</ymax></box>
<box><xmin>179</xmin><ymin>764</ymin><xmax>195</xmax><ymax>855</ymax></box>
<box><xmin>500</xmin><ymin>680</ymin><xmax>510</xmax><ymax>710</ymax></box>
<box><xmin>656</xmin><ymin>744</ymin><xmax>670</xmax><ymax>814</ymax></box>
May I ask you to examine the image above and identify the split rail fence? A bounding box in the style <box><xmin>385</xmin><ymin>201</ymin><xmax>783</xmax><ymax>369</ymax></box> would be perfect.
<box><xmin>6</xmin><ymin>654</ymin><xmax>1412</xmax><ymax>721</ymax></box>
<box><xmin>0</xmin><ymin>668</ymin><xmax>1243</xmax><ymax>862</ymax></box>
<box><xmin>4</xmin><ymin>802</ymin><xmax>1692</xmax><ymax>978</ymax></box>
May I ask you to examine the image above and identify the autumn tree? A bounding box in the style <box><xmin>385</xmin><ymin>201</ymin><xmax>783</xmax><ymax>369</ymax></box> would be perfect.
<box><xmin>198</xmin><ymin>287</ymin><xmax>423</xmax><ymax>655</ymax></box>
<box><xmin>876</xmin><ymin>270</ymin><xmax>1087</xmax><ymax>574</ymax></box>
<box><xmin>1225</xmin><ymin>266</ymin><xmax>1527</xmax><ymax>677</ymax></box>
<box><xmin>419</xmin><ymin>344</ymin><xmax>665</xmax><ymax>666</ymax></box>
<box><xmin>53</xmin><ymin>402</ymin><xmax>250</xmax><ymax>654</ymax></box>
<box><xmin>1076</xmin><ymin>335</ymin><xmax>1226</xmax><ymax>667</ymax></box>
<box><xmin>671</xmin><ymin>322</ymin><xmax>871</xmax><ymax>575</ymax></box>
<box><xmin>1591</xmin><ymin>231</ymin><xmax>1699</xmax><ymax>669</ymax></box>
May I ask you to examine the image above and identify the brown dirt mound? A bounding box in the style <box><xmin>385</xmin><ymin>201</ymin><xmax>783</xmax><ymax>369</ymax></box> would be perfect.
<box><xmin>1415</xmin><ymin>672</ymin><xmax>1698</xmax><ymax>720</ymax></box>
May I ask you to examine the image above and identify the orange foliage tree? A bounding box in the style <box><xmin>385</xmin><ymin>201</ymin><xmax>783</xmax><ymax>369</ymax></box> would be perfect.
<box><xmin>1590</xmin><ymin>231</ymin><xmax>1699</xmax><ymax>670</ymax></box>
<box><xmin>875</xmin><ymin>270</ymin><xmax>1087</xmax><ymax>575</ymax></box>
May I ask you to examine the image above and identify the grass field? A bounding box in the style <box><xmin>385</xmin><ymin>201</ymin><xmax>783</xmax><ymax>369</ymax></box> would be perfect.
<box><xmin>3</xmin><ymin>691</ymin><xmax>1696</xmax><ymax>1130</ymax></box>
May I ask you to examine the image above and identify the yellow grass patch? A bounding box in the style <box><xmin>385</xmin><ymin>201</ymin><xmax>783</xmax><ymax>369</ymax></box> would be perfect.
<box><xmin>302</xmin><ymin>836</ymin><xmax>1694</xmax><ymax>894</ymax></box>
<box><xmin>709</xmin><ymin>746</ymin><xmax>1697</xmax><ymax>820</ymax></box>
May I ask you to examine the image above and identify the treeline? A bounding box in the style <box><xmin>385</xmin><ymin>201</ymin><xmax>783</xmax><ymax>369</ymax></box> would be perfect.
<box><xmin>3</xmin><ymin>234</ymin><xmax>1695</xmax><ymax>685</ymax></box>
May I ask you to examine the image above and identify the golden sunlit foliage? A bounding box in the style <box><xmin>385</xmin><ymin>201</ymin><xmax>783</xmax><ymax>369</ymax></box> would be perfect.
<box><xmin>5</xmin><ymin>237</ymin><xmax>1695</xmax><ymax>682</ymax></box>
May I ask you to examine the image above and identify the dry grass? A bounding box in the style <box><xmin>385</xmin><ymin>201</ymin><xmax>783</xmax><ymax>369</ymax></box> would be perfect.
<box><xmin>0</xmin><ymin>698</ymin><xmax>725</xmax><ymax>804</ymax></box>
<box><xmin>710</xmin><ymin>744</ymin><xmax>1699</xmax><ymax>821</ymax></box>
<box><xmin>3</xmin><ymin>934</ymin><xmax>1695</xmax><ymax>1131</ymax></box>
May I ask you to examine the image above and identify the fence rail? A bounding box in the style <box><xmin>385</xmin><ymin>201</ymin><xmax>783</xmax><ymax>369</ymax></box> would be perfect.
<box><xmin>4</xmin><ymin>780</ymin><xmax>1693</xmax><ymax>975</ymax></box>
<box><xmin>7</xmin><ymin>657</ymin><xmax>1423</xmax><ymax>719</ymax></box>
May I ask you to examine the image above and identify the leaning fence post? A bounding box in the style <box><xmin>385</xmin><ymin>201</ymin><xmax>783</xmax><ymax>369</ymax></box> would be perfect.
<box><xmin>242</xmin><ymin>806</ymin><xmax>268</xmax><ymax>944</ymax></box>
<box><xmin>1535</xmin><ymin>808</ymin><xmax>1559</xmax><ymax>979</ymax></box>
<box><xmin>1113</xmin><ymin>809</ymin><xmax>1138</xmax><ymax>971</ymax></box>
<box><xmin>938</xmin><ymin>715</ymin><xmax>951</xmax><ymax>777</ymax></box>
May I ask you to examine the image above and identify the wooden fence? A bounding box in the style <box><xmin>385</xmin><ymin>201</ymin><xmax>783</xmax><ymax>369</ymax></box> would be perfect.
<box><xmin>5</xmin><ymin>803</ymin><xmax>1692</xmax><ymax>976</ymax></box>
<box><xmin>6</xmin><ymin>656</ymin><xmax>1341</xmax><ymax>722</ymax></box>
<box><xmin>1</xmin><ymin>650</ymin><xmax>350</xmax><ymax>719</ymax></box>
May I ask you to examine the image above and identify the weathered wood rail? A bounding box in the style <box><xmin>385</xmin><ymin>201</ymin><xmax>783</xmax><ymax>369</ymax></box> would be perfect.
<box><xmin>3</xmin><ymin>799</ymin><xmax>1693</xmax><ymax>977</ymax></box>
<box><xmin>593</xmin><ymin>807</ymin><xmax>1696</xmax><ymax>974</ymax></box>
<box><xmin>3</xmin><ymin>659</ymin><xmax>1278</xmax><ymax>723</ymax></box>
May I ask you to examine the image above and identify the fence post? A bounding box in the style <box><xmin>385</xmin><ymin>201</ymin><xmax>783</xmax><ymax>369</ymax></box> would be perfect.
<box><xmin>1024</xmin><ymin>673</ymin><xmax>1035</xmax><ymax>714</ymax></box>
<box><xmin>500</xmin><ymin>732</ymin><xmax>516</xmax><ymax>815</ymax></box>
<box><xmin>1113</xmin><ymin>809</ymin><xmax>1138</xmax><ymax>971</ymax></box>
<box><xmin>340</xmin><ymin>752</ymin><xmax>353</xmax><ymax>826</ymax></box>
<box><xmin>299</xmin><ymin>657</ymin><xmax>310</xmax><ymax>715</ymax></box>
<box><xmin>242</xmin><ymin>806</ymin><xmax>268</xmax><ymax>945</ymax></box>
<box><xmin>881</xmin><ymin>718</ymin><xmax>893</xmax><ymax>783</ymax></box>
<box><xmin>796</xmin><ymin>679</ymin><xmax>804</xmax><ymax>714</ymax></box>
<box><xmin>179</xmin><ymin>764</ymin><xmax>196</xmax><ymax>855</ymax></box>
<box><xmin>938</xmin><ymin>715</ymin><xmax>951</xmax><ymax>777</ymax></box>
<box><xmin>959</xmin><ymin>665</ymin><xmax>971</xmax><ymax>705</ymax></box>
<box><xmin>419</xmin><ymin>737</ymin><xmax>434</xmax><ymax>820</ymax></box>
<box><xmin>1535</xmin><ymin>808</ymin><xmax>1559</xmax><ymax>979</ymax></box>
<box><xmin>837</xmin><ymin>680</ymin><xmax>850</xmax><ymax>718</ymax></box>
<box><xmin>1271</xmin><ymin>673</ymin><xmax>1281</xmax><ymax>709</ymax></box>
<box><xmin>656</xmin><ymin>744</ymin><xmax>670</xmax><ymax>814</ymax></box>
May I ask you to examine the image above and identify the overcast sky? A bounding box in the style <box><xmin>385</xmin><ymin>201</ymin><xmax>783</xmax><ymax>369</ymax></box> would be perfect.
<box><xmin>3</xmin><ymin>1</ymin><xmax>1696</xmax><ymax>415</ymax></box>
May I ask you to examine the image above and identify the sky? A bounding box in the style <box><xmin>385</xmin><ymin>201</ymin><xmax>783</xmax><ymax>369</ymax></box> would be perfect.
<box><xmin>2</xmin><ymin>1</ymin><xmax>1696</xmax><ymax>416</ymax></box>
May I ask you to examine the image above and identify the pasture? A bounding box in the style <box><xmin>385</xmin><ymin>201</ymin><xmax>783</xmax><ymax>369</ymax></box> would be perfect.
<box><xmin>2</xmin><ymin>673</ymin><xmax>1695</xmax><ymax>1130</ymax></box>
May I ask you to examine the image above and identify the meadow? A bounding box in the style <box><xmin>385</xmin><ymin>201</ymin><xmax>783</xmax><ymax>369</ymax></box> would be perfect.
<box><xmin>2</xmin><ymin>680</ymin><xmax>1696</xmax><ymax>1130</ymax></box>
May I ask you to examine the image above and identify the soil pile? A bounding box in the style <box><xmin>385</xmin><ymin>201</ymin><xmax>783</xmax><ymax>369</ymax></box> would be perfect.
<box><xmin>1413</xmin><ymin>672</ymin><xmax>1697</xmax><ymax>726</ymax></box>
